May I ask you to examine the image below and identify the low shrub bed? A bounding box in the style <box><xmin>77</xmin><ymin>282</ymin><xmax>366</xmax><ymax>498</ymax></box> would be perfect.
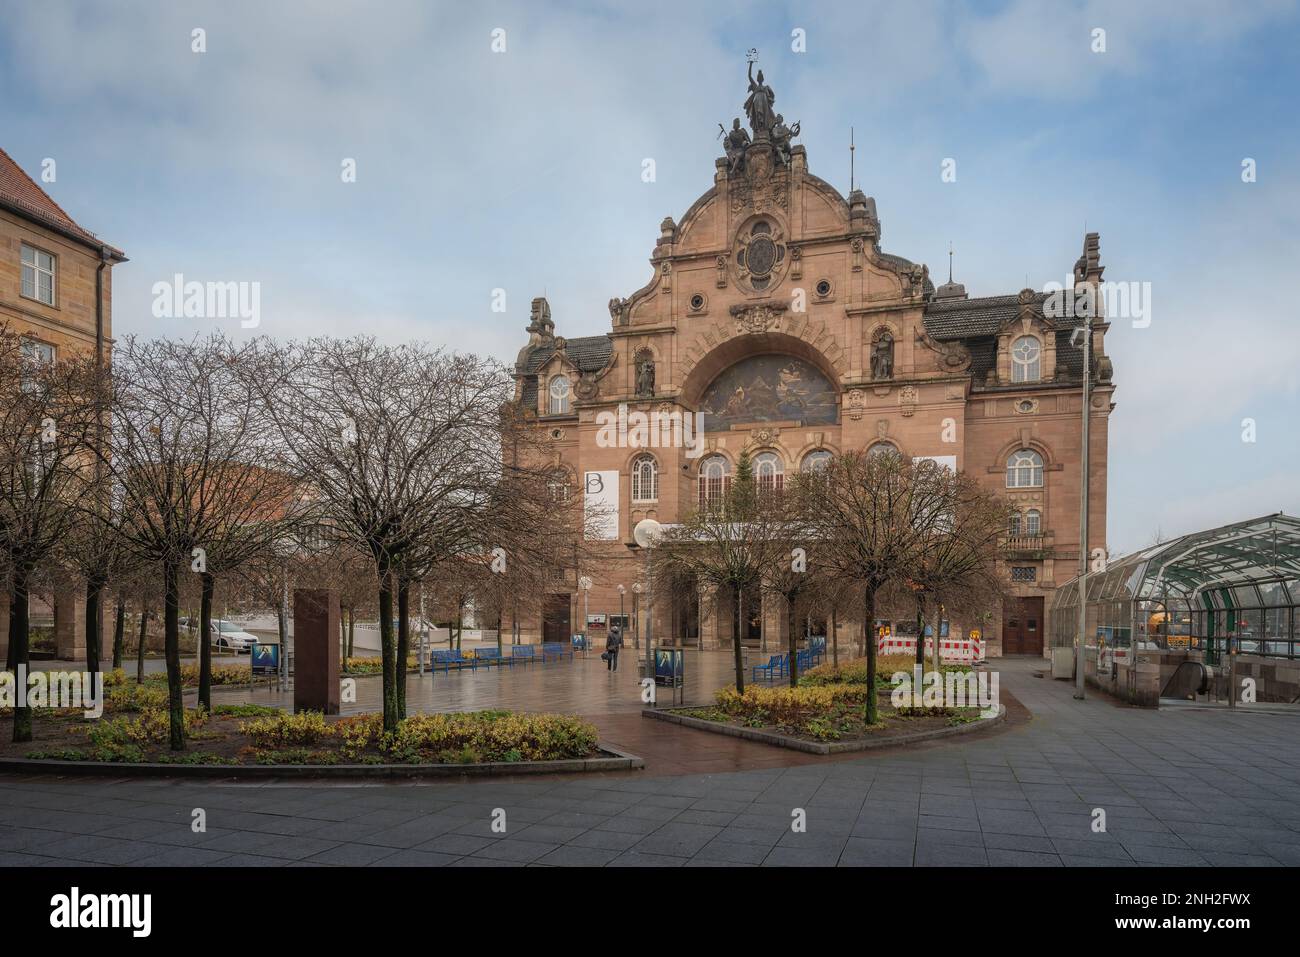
<box><xmin>799</xmin><ymin>655</ymin><xmax>974</xmax><ymax>690</ymax></box>
<box><xmin>677</xmin><ymin>677</ymin><xmax>983</xmax><ymax>743</ymax></box>
<box><xmin>2</xmin><ymin>683</ymin><xmax>601</xmax><ymax>766</ymax></box>
<box><xmin>342</xmin><ymin>656</ymin><xmax>418</xmax><ymax>676</ymax></box>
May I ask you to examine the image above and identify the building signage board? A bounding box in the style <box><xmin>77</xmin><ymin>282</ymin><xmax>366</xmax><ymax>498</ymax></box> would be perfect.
<box><xmin>250</xmin><ymin>641</ymin><xmax>280</xmax><ymax>677</ymax></box>
<box><xmin>583</xmin><ymin>470</ymin><xmax>620</xmax><ymax>541</ymax></box>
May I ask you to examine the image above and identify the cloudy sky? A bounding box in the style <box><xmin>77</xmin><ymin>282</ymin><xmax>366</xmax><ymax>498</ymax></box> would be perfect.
<box><xmin>2</xmin><ymin>0</ymin><xmax>1298</xmax><ymax>555</ymax></box>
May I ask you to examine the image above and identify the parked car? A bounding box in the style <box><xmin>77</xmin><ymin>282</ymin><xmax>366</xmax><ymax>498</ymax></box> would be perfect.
<box><xmin>210</xmin><ymin>619</ymin><xmax>259</xmax><ymax>653</ymax></box>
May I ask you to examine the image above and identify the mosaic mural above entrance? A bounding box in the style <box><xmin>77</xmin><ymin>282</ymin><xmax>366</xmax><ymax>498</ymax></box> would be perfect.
<box><xmin>698</xmin><ymin>354</ymin><xmax>838</xmax><ymax>432</ymax></box>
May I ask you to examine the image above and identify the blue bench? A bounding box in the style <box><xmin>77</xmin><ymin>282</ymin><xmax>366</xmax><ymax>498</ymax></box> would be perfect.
<box><xmin>752</xmin><ymin>654</ymin><xmax>787</xmax><ymax>682</ymax></box>
<box><xmin>510</xmin><ymin>645</ymin><xmax>538</xmax><ymax>665</ymax></box>
<box><xmin>429</xmin><ymin>649</ymin><xmax>475</xmax><ymax>673</ymax></box>
<box><xmin>541</xmin><ymin>642</ymin><xmax>572</xmax><ymax>663</ymax></box>
<box><xmin>473</xmin><ymin>647</ymin><xmax>511</xmax><ymax>667</ymax></box>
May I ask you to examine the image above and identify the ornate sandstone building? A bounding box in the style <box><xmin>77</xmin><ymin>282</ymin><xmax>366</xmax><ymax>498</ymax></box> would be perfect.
<box><xmin>508</xmin><ymin>67</ymin><xmax>1115</xmax><ymax>658</ymax></box>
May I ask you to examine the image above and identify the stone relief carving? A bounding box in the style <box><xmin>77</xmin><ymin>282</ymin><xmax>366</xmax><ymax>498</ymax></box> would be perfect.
<box><xmin>846</xmin><ymin>388</ymin><xmax>866</xmax><ymax>421</ymax></box>
<box><xmin>899</xmin><ymin>385</ymin><xmax>918</xmax><ymax>417</ymax></box>
<box><xmin>729</xmin><ymin>300</ymin><xmax>788</xmax><ymax>335</ymax></box>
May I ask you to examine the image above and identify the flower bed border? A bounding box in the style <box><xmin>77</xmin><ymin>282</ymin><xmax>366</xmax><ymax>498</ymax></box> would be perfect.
<box><xmin>0</xmin><ymin>743</ymin><xmax>643</xmax><ymax>778</ymax></box>
<box><xmin>642</xmin><ymin>704</ymin><xmax>1006</xmax><ymax>754</ymax></box>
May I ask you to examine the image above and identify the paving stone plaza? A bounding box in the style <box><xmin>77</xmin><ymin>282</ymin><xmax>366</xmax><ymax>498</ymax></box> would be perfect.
<box><xmin>3</xmin><ymin>657</ymin><xmax>1298</xmax><ymax>867</ymax></box>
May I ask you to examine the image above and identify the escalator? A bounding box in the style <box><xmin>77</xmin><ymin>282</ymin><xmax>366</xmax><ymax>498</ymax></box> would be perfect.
<box><xmin>1160</xmin><ymin>659</ymin><xmax>1213</xmax><ymax>703</ymax></box>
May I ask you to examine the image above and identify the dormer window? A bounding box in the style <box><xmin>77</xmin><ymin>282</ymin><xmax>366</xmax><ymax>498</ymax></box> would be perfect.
<box><xmin>1011</xmin><ymin>336</ymin><xmax>1041</xmax><ymax>383</ymax></box>
<box><xmin>548</xmin><ymin>375</ymin><xmax>571</xmax><ymax>415</ymax></box>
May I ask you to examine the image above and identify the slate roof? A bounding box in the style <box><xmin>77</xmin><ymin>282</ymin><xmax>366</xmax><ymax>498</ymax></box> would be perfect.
<box><xmin>0</xmin><ymin>147</ymin><xmax>125</xmax><ymax>258</ymax></box>
<box><xmin>924</xmin><ymin>290</ymin><xmax>1091</xmax><ymax>386</ymax></box>
<box><xmin>518</xmin><ymin>334</ymin><xmax>613</xmax><ymax>410</ymax></box>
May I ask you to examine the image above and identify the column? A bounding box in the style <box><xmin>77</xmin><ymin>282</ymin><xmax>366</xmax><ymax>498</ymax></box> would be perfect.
<box><xmin>54</xmin><ymin>588</ymin><xmax>86</xmax><ymax>661</ymax></box>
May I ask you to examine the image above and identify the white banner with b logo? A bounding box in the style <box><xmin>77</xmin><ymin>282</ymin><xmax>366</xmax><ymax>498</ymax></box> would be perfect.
<box><xmin>584</xmin><ymin>470</ymin><xmax>619</xmax><ymax>541</ymax></box>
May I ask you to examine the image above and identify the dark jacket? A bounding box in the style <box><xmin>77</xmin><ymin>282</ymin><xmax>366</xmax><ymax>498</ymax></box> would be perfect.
<box><xmin>606</xmin><ymin>628</ymin><xmax>622</xmax><ymax>652</ymax></box>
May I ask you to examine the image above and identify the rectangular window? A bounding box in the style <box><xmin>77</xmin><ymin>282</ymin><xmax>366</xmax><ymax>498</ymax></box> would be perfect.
<box><xmin>1011</xmin><ymin>566</ymin><xmax>1037</xmax><ymax>582</ymax></box>
<box><xmin>21</xmin><ymin>243</ymin><xmax>56</xmax><ymax>306</ymax></box>
<box><xmin>21</xmin><ymin>338</ymin><xmax>56</xmax><ymax>365</ymax></box>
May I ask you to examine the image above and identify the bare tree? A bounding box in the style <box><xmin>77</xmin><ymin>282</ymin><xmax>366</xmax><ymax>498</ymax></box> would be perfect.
<box><xmin>655</xmin><ymin>450</ymin><xmax>785</xmax><ymax>692</ymax></box>
<box><xmin>0</xmin><ymin>326</ymin><xmax>105</xmax><ymax>741</ymax></box>
<box><xmin>257</xmin><ymin>337</ymin><xmax>515</xmax><ymax>732</ymax></box>
<box><xmin>90</xmin><ymin>335</ymin><xmax>301</xmax><ymax>749</ymax></box>
<box><xmin>800</xmin><ymin>450</ymin><xmax>935</xmax><ymax>723</ymax></box>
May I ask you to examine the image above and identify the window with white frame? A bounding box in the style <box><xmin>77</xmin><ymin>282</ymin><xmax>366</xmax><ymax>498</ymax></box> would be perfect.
<box><xmin>1006</xmin><ymin>449</ymin><xmax>1043</xmax><ymax>488</ymax></box>
<box><xmin>548</xmin><ymin>375</ymin><xmax>571</xmax><ymax>415</ymax></box>
<box><xmin>867</xmin><ymin>441</ymin><xmax>900</xmax><ymax>459</ymax></box>
<box><xmin>547</xmin><ymin>469</ymin><xmax>570</xmax><ymax>503</ymax></box>
<box><xmin>698</xmin><ymin>454</ymin><xmax>730</xmax><ymax>508</ymax></box>
<box><xmin>21</xmin><ymin>244</ymin><xmax>56</xmax><ymax>305</ymax></box>
<box><xmin>1011</xmin><ymin>336</ymin><xmax>1041</xmax><ymax>383</ymax></box>
<box><xmin>21</xmin><ymin>338</ymin><xmax>55</xmax><ymax>365</ymax></box>
<box><xmin>1025</xmin><ymin>508</ymin><xmax>1042</xmax><ymax>536</ymax></box>
<box><xmin>801</xmin><ymin>449</ymin><xmax>832</xmax><ymax>472</ymax></box>
<box><xmin>1008</xmin><ymin>512</ymin><xmax>1021</xmax><ymax>536</ymax></box>
<box><xmin>631</xmin><ymin>454</ymin><xmax>658</xmax><ymax>503</ymax></box>
<box><xmin>754</xmin><ymin>451</ymin><xmax>784</xmax><ymax>494</ymax></box>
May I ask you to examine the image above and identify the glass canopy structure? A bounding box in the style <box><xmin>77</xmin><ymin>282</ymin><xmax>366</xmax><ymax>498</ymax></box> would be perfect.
<box><xmin>1050</xmin><ymin>513</ymin><xmax>1300</xmax><ymax>663</ymax></box>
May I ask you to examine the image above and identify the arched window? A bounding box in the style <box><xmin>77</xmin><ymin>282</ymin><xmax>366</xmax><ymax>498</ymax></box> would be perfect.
<box><xmin>867</xmin><ymin>441</ymin><xmax>900</xmax><ymax>460</ymax></box>
<box><xmin>631</xmin><ymin>454</ymin><xmax>658</xmax><ymax>503</ymax></box>
<box><xmin>548</xmin><ymin>375</ymin><xmax>571</xmax><ymax>415</ymax></box>
<box><xmin>754</xmin><ymin>451</ymin><xmax>784</xmax><ymax>494</ymax></box>
<box><xmin>801</xmin><ymin>449</ymin><xmax>832</xmax><ymax>472</ymax></box>
<box><xmin>1006</xmin><ymin>449</ymin><xmax>1043</xmax><ymax>488</ymax></box>
<box><xmin>1008</xmin><ymin>512</ymin><xmax>1022</xmax><ymax>537</ymax></box>
<box><xmin>698</xmin><ymin>455</ymin><xmax>731</xmax><ymax>508</ymax></box>
<box><xmin>1011</xmin><ymin>336</ymin><xmax>1041</xmax><ymax>383</ymax></box>
<box><xmin>1025</xmin><ymin>508</ymin><xmax>1042</xmax><ymax>537</ymax></box>
<box><xmin>547</xmin><ymin>469</ymin><xmax>570</xmax><ymax>503</ymax></box>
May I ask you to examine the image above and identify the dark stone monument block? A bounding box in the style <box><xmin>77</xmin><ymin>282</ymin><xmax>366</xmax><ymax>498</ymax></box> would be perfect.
<box><xmin>293</xmin><ymin>589</ymin><xmax>340</xmax><ymax>714</ymax></box>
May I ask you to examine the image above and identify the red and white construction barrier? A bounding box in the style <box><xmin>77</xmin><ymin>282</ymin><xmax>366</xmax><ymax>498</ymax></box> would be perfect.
<box><xmin>877</xmin><ymin>635</ymin><xmax>985</xmax><ymax>663</ymax></box>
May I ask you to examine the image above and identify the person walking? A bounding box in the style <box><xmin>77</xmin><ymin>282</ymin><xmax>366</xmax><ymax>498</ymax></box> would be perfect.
<box><xmin>604</xmin><ymin>623</ymin><xmax>622</xmax><ymax>672</ymax></box>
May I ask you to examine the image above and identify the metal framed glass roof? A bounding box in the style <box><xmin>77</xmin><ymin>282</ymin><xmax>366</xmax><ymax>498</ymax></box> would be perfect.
<box><xmin>1056</xmin><ymin>513</ymin><xmax>1300</xmax><ymax>607</ymax></box>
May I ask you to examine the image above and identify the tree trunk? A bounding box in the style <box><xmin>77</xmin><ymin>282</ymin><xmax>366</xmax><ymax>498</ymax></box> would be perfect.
<box><xmin>933</xmin><ymin>603</ymin><xmax>944</xmax><ymax>673</ymax></box>
<box><xmin>915</xmin><ymin>594</ymin><xmax>926</xmax><ymax>667</ymax></box>
<box><xmin>136</xmin><ymin>601</ymin><xmax>149</xmax><ymax>683</ymax></box>
<box><xmin>732</xmin><ymin>589</ymin><xmax>746</xmax><ymax>693</ymax></box>
<box><xmin>85</xmin><ymin>578</ymin><xmax>103</xmax><ymax>691</ymax></box>
<box><xmin>864</xmin><ymin>584</ymin><xmax>879</xmax><ymax>724</ymax></box>
<box><xmin>496</xmin><ymin>610</ymin><xmax>503</xmax><ymax>652</ymax></box>
<box><xmin>198</xmin><ymin>572</ymin><xmax>215</xmax><ymax>712</ymax></box>
<box><xmin>10</xmin><ymin>569</ymin><xmax>31</xmax><ymax>743</ymax></box>
<box><xmin>787</xmin><ymin>593</ymin><xmax>799</xmax><ymax>687</ymax></box>
<box><xmin>396</xmin><ymin>578</ymin><xmax>410</xmax><ymax>719</ymax></box>
<box><xmin>377</xmin><ymin>566</ymin><xmax>398</xmax><ymax>733</ymax></box>
<box><xmin>112</xmin><ymin>589</ymin><xmax>126</xmax><ymax>670</ymax></box>
<box><xmin>164</xmin><ymin>561</ymin><xmax>185</xmax><ymax>750</ymax></box>
<box><xmin>831</xmin><ymin>606</ymin><xmax>839</xmax><ymax>668</ymax></box>
<box><xmin>347</xmin><ymin>607</ymin><xmax>355</xmax><ymax>659</ymax></box>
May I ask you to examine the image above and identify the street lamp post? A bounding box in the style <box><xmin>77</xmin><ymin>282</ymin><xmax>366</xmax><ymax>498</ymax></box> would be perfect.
<box><xmin>631</xmin><ymin>583</ymin><xmax>641</xmax><ymax>650</ymax></box>
<box><xmin>578</xmin><ymin>575</ymin><xmax>593</xmax><ymax>657</ymax></box>
<box><xmin>617</xmin><ymin>584</ymin><xmax>626</xmax><ymax>646</ymax></box>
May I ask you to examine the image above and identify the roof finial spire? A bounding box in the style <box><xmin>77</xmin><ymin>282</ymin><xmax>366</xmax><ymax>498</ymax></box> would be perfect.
<box><xmin>948</xmin><ymin>242</ymin><xmax>954</xmax><ymax>284</ymax></box>
<box><xmin>850</xmin><ymin>126</ymin><xmax>855</xmax><ymax>194</ymax></box>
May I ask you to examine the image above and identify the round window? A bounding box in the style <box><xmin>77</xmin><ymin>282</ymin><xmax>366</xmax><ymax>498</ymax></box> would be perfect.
<box><xmin>690</xmin><ymin>294</ymin><xmax>705</xmax><ymax>311</ymax></box>
<box><xmin>747</xmin><ymin>236</ymin><xmax>777</xmax><ymax>276</ymax></box>
<box><xmin>816</xmin><ymin>279</ymin><xmax>831</xmax><ymax>297</ymax></box>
